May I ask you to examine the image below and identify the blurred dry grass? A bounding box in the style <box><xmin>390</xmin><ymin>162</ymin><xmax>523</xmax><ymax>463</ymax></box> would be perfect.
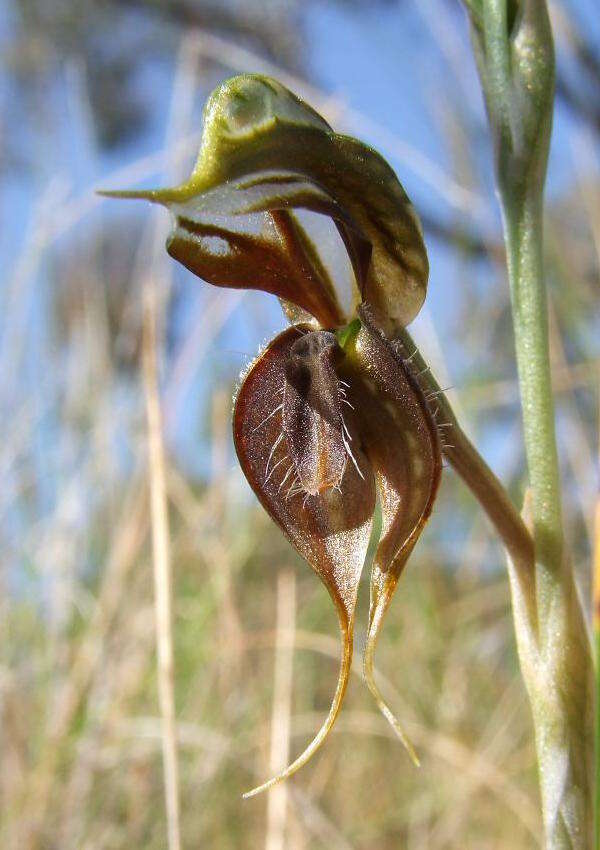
<box><xmin>2</xmin><ymin>4</ymin><xmax>599</xmax><ymax>848</ymax></box>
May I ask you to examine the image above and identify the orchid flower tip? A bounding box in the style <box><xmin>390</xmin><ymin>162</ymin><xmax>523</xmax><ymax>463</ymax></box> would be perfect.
<box><xmin>96</xmin><ymin>186</ymin><xmax>167</xmax><ymax>203</ymax></box>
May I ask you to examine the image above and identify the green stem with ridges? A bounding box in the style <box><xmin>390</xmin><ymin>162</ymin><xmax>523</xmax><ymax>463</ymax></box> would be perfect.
<box><xmin>455</xmin><ymin>1</ymin><xmax>594</xmax><ymax>844</ymax></box>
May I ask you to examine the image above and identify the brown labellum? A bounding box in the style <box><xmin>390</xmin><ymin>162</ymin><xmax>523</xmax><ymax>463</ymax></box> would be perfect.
<box><xmin>283</xmin><ymin>331</ymin><xmax>348</xmax><ymax>495</ymax></box>
<box><xmin>235</xmin><ymin>316</ymin><xmax>441</xmax><ymax>785</ymax></box>
<box><xmin>233</xmin><ymin>326</ymin><xmax>375</xmax><ymax>797</ymax></box>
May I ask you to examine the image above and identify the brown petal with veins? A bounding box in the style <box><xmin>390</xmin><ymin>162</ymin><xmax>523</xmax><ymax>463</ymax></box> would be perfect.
<box><xmin>168</xmin><ymin>207</ymin><xmax>348</xmax><ymax>329</ymax></box>
<box><xmin>233</xmin><ymin>326</ymin><xmax>375</xmax><ymax>797</ymax></box>
<box><xmin>341</xmin><ymin>306</ymin><xmax>442</xmax><ymax>761</ymax></box>
<box><xmin>99</xmin><ymin>74</ymin><xmax>428</xmax><ymax>335</ymax></box>
<box><xmin>99</xmin><ymin>172</ymin><xmax>367</xmax><ymax>330</ymax></box>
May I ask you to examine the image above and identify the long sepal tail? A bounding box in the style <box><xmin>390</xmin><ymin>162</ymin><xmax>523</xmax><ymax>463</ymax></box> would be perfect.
<box><xmin>363</xmin><ymin>574</ymin><xmax>420</xmax><ymax>766</ymax></box>
<box><xmin>243</xmin><ymin>609</ymin><xmax>353</xmax><ymax>799</ymax></box>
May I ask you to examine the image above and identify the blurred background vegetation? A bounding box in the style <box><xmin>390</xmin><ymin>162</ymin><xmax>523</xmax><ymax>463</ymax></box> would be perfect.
<box><xmin>1</xmin><ymin>0</ymin><xmax>599</xmax><ymax>847</ymax></box>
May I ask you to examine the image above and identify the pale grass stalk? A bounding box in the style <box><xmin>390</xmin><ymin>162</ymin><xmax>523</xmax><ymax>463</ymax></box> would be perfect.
<box><xmin>265</xmin><ymin>570</ymin><xmax>296</xmax><ymax>850</ymax></box>
<box><xmin>209</xmin><ymin>390</ymin><xmax>244</xmax><ymax>691</ymax></box>
<box><xmin>248</xmin><ymin>629</ymin><xmax>539</xmax><ymax>838</ymax></box>
<box><xmin>132</xmin><ymin>43</ymin><xmax>195</xmax><ymax>846</ymax></box>
<box><xmin>165</xmin><ymin>33</ymin><xmax>198</xmax><ymax>166</ymax></box>
<box><xmin>19</xmin><ymin>477</ymin><xmax>148</xmax><ymax>849</ymax></box>
<box><xmin>286</xmin><ymin>810</ymin><xmax>309</xmax><ymax>850</ymax></box>
<box><xmin>288</xmin><ymin>787</ymin><xmax>355</xmax><ymax>850</ymax></box>
<box><xmin>163</xmin><ymin>290</ymin><xmax>246</xmax><ymax>434</ymax></box>
<box><xmin>432</xmin><ymin>528</ymin><xmax>517</xmax><ymax>842</ymax></box>
<box><xmin>142</xmin><ymin>277</ymin><xmax>182</xmax><ymax>850</ymax></box>
<box><xmin>58</xmin><ymin>616</ymin><xmax>157</xmax><ymax>849</ymax></box>
<box><xmin>407</xmin><ymin>794</ymin><xmax>434</xmax><ymax>850</ymax></box>
<box><xmin>431</xmin><ymin>678</ymin><xmax>536</xmax><ymax>847</ymax></box>
<box><xmin>296</xmin><ymin>711</ymin><xmax>540</xmax><ymax>840</ymax></box>
<box><xmin>570</xmin><ymin>133</ymin><xmax>600</xmax><ymax>263</ymax></box>
<box><xmin>594</xmin><ymin>496</ymin><xmax>600</xmax><ymax>850</ymax></box>
<box><xmin>0</xmin><ymin>178</ymin><xmax>69</xmax><ymax>397</ymax></box>
<box><xmin>465</xmin><ymin>361</ymin><xmax>597</xmax><ymax>410</ymax></box>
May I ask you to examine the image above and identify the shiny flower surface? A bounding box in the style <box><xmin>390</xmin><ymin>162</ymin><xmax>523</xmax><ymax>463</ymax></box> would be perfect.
<box><xmin>101</xmin><ymin>74</ymin><xmax>442</xmax><ymax>797</ymax></box>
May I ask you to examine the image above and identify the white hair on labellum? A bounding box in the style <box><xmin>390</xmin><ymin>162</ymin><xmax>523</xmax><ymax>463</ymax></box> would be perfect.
<box><xmin>282</xmin><ymin>329</ymin><xmax>350</xmax><ymax>497</ymax></box>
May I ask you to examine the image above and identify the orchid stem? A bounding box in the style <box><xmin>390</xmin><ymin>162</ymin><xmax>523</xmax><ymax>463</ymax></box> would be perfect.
<box><xmin>461</xmin><ymin>0</ymin><xmax>594</xmax><ymax>845</ymax></box>
<box><xmin>399</xmin><ymin>316</ymin><xmax>593</xmax><ymax>847</ymax></box>
<box><xmin>396</xmin><ymin>326</ymin><xmax>536</xmax><ymax>612</ymax></box>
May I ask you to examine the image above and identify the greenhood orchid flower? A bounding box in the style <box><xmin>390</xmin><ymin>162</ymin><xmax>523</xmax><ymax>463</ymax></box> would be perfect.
<box><xmin>100</xmin><ymin>74</ymin><xmax>442</xmax><ymax>798</ymax></box>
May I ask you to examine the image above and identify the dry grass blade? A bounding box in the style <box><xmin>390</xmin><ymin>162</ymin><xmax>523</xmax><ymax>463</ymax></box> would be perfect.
<box><xmin>142</xmin><ymin>277</ymin><xmax>182</xmax><ymax>850</ymax></box>
<box><xmin>595</xmin><ymin>380</ymin><xmax>600</xmax><ymax>850</ymax></box>
<box><xmin>265</xmin><ymin>569</ymin><xmax>296</xmax><ymax>850</ymax></box>
<box><xmin>594</xmin><ymin>495</ymin><xmax>600</xmax><ymax>850</ymax></box>
<box><xmin>15</xmin><ymin>475</ymin><xmax>148</xmax><ymax>848</ymax></box>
